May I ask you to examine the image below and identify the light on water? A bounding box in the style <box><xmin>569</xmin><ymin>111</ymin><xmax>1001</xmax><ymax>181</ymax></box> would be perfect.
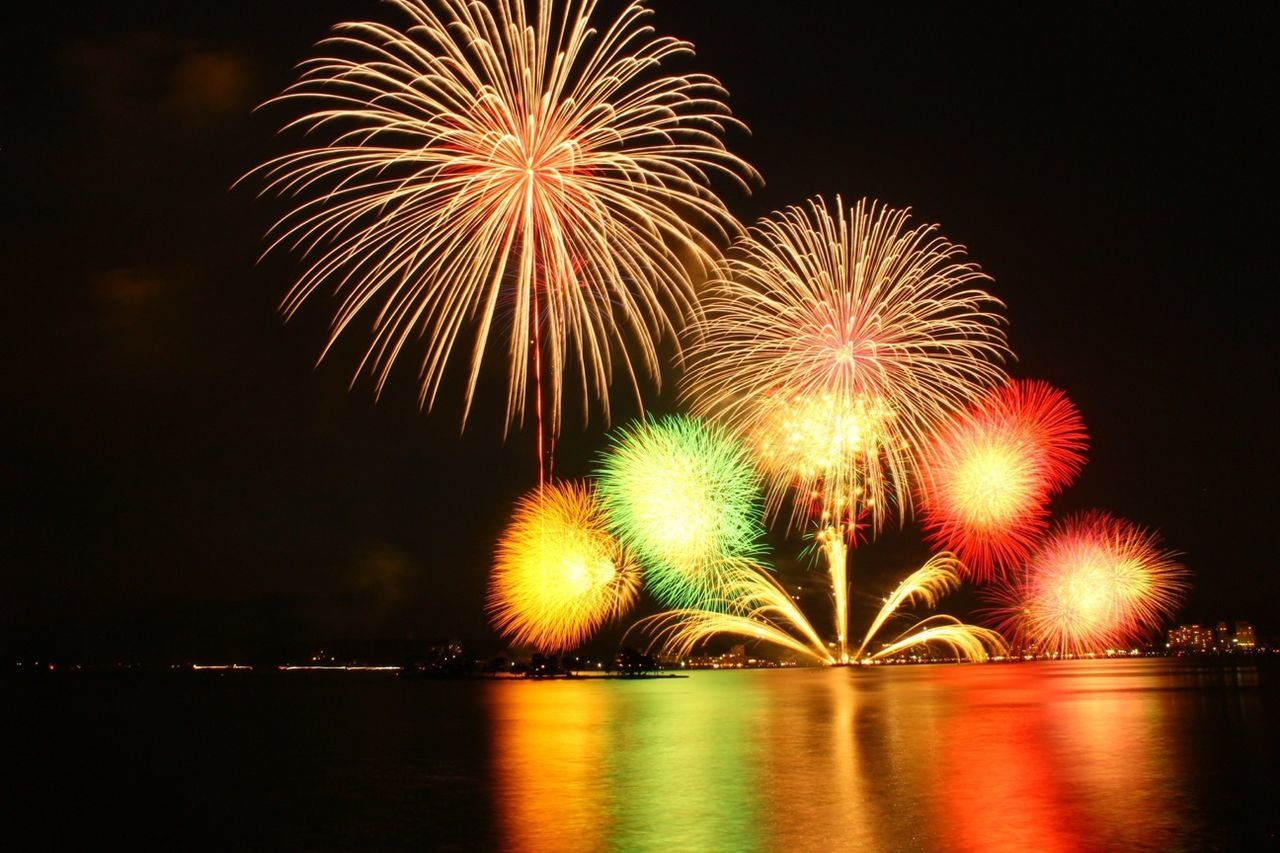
<box><xmin>489</xmin><ymin>660</ymin><xmax>1271</xmax><ymax>851</ymax></box>
<box><xmin>12</xmin><ymin>658</ymin><xmax>1274</xmax><ymax>850</ymax></box>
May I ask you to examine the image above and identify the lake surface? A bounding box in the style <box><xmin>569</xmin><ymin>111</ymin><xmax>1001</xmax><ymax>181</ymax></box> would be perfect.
<box><xmin>11</xmin><ymin>658</ymin><xmax>1277</xmax><ymax>851</ymax></box>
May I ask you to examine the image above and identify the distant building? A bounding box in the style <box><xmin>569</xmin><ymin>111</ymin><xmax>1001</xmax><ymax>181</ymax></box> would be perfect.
<box><xmin>1168</xmin><ymin>624</ymin><xmax>1212</xmax><ymax>652</ymax></box>
<box><xmin>1169</xmin><ymin>622</ymin><xmax>1260</xmax><ymax>653</ymax></box>
<box><xmin>682</xmin><ymin>644</ymin><xmax>786</xmax><ymax>669</ymax></box>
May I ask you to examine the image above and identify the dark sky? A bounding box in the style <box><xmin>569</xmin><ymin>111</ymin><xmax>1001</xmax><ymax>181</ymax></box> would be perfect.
<box><xmin>5</xmin><ymin>2</ymin><xmax>1275</xmax><ymax>661</ymax></box>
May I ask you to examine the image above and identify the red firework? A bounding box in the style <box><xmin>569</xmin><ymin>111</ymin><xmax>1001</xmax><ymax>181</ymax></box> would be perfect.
<box><xmin>917</xmin><ymin>380</ymin><xmax>1088</xmax><ymax>581</ymax></box>
<box><xmin>1000</xmin><ymin>380</ymin><xmax>1089</xmax><ymax>494</ymax></box>
<box><xmin>989</xmin><ymin>511</ymin><xmax>1188</xmax><ymax>655</ymax></box>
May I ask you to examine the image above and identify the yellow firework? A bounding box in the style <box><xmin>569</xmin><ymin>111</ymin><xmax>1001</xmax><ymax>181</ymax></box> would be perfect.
<box><xmin>488</xmin><ymin>481</ymin><xmax>640</xmax><ymax>651</ymax></box>
<box><xmin>682</xmin><ymin>196</ymin><xmax>1008</xmax><ymax>660</ymax></box>
<box><xmin>252</xmin><ymin>0</ymin><xmax>755</xmax><ymax>436</ymax></box>
<box><xmin>637</xmin><ymin>556</ymin><xmax>833</xmax><ymax>662</ymax></box>
<box><xmin>754</xmin><ymin>390</ymin><xmax>894</xmax><ymax>517</ymax></box>
<box><xmin>952</xmin><ymin>442</ymin><xmax>1035</xmax><ymax>523</ymax></box>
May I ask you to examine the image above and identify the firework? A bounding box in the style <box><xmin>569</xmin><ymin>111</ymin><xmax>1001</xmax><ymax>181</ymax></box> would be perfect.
<box><xmin>991</xmin><ymin>511</ymin><xmax>1188</xmax><ymax>655</ymax></box>
<box><xmin>251</xmin><ymin>0</ymin><xmax>755</xmax><ymax>456</ymax></box>
<box><xmin>917</xmin><ymin>380</ymin><xmax>1088</xmax><ymax>580</ymax></box>
<box><xmin>595</xmin><ymin>414</ymin><xmax>767</xmax><ymax>608</ymax></box>
<box><xmin>636</xmin><ymin>556</ymin><xmax>833</xmax><ymax>662</ymax></box>
<box><xmin>864</xmin><ymin>618</ymin><xmax>1006</xmax><ymax>663</ymax></box>
<box><xmin>682</xmin><ymin>196</ymin><xmax>1008</xmax><ymax>659</ymax></box>
<box><xmin>1001</xmin><ymin>380</ymin><xmax>1089</xmax><ymax>494</ymax></box>
<box><xmin>488</xmin><ymin>480</ymin><xmax>639</xmax><ymax>651</ymax></box>
<box><xmin>684</xmin><ymin>196</ymin><xmax>1009</xmax><ymax>532</ymax></box>
<box><xmin>850</xmin><ymin>552</ymin><xmax>1004</xmax><ymax>662</ymax></box>
<box><xmin>853</xmin><ymin>552</ymin><xmax>963</xmax><ymax>659</ymax></box>
<box><xmin>637</xmin><ymin>553</ymin><xmax>1004</xmax><ymax>663</ymax></box>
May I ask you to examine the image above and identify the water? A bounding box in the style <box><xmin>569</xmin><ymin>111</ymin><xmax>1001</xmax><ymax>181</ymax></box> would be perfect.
<box><xmin>12</xmin><ymin>658</ymin><xmax>1276</xmax><ymax>851</ymax></box>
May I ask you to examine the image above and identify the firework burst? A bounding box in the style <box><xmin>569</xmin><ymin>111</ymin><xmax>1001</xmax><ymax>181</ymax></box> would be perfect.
<box><xmin>595</xmin><ymin>414</ymin><xmax>767</xmax><ymax>608</ymax></box>
<box><xmin>683</xmin><ymin>196</ymin><xmax>1009</xmax><ymax>533</ymax></box>
<box><xmin>682</xmin><ymin>196</ymin><xmax>1008</xmax><ymax>660</ymax></box>
<box><xmin>251</xmin><ymin>0</ymin><xmax>755</xmax><ymax>451</ymax></box>
<box><xmin>991</xmin><ymin>511</ymin><xmax>1188</xmax><ymax>655</ymax></box>
<box><xmin>917</xmin><ymin>380</ymin><xmax>1088</xmax><ymax>580</ymax></box>
<box><xmin>488</xmin><ymin>480</ymin><xmax>639</xmax><ymax>651</ymax></box>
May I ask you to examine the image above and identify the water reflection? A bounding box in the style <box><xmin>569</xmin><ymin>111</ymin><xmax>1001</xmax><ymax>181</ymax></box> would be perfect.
<box><xmin>488</xmin><ymin>681</ymin><xmax>609</xmax><ymax>851</ymax></box>
<box><xmin>488</xmin><ymin>660</ymin><xmax>1269</xmax><ymax>851</ymax></box>
<box><xmin>490</xmin><ymin>676</ymin><xmax>768</xmax><ymax>851</ymax></box>
<box><xmin>929</xmin><ymin>665</ymin><xmax>1085</xmax><ymax>851</ymax></box>
<box><xmin>756</xmin><ymin>671</ymin><xmax>878</xmax><ymax>849</ymax></box>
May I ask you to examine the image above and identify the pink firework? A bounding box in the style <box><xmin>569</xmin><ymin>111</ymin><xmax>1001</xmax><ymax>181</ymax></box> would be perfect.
<box><xmin>991</xmin><ymin>511</ymin><xmax>1188</xmax><ymax>655</ymax></box>
<box><xmin>918</xmin><ymin>380</ymin><xmax>1087</xmax><ymax>580</ymax></box>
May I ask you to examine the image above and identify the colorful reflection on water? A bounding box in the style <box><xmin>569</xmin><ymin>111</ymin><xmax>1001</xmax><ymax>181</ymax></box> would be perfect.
<box><xmin>489</xmin><ymin>659</ymin><xmax>1271</xmax><ymax>851</ymax></box>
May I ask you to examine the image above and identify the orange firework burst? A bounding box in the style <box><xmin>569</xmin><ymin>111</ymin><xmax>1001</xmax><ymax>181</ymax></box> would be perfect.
<box><xmin>991</xmin><ymin>511</ymin><xmax>1188</xmax><ymax>655</ymax></box>
<box><xmin>251</xmin><ymin>0</ymin><xmax>755</xmax><ymax>448</ymax></box>
<box><xmin>918</xmin><ymin>380</ymin><xmax>1088</xmax><ymax>580</ymax></box>
<box><xmin>488</xmin><ymin>481</ymin><xmax>640</xmax><ymax>651</ymax></box>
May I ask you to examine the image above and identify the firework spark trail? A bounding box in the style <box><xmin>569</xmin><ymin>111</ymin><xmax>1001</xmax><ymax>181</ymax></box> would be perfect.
<box><xmin>630</xmin><ymin>557</ymin><xmax>832</xmax><ymax>662</ymax></box>
<box><xmin>990</xmin><ymin>511</ymin><xmax>1188</xmax><ymax>656</ymax></box>
<box><xmin>853</xmin><ymin>556</ymin><xmax>1005</xmax><ymax>662</ymax></box>
<box><xmin>683</xmin><ymin>196</ymin><xmax>1009</xmax><ymax>659</ymax></box>
<box><xmin>637</xmin><ymin>555</ymin><xmax>1000</xmax><ymax>664</ymax></box>
<box><xmin>595</xmin><ymin>414</ymin><xmax>768</xmax><ymax>609</ymax></box>
<box><xmin>864</xmin><ymin>617</ymin><xmax>1006</xmax><ymax>663</ymax></box>
<box><xmin>853</xmin><ymin>552</ymin><xmax>964</xmax><ymax>659</ymax></box>
<box><xmin>917</xmin><ymin>380</ymin><xmax>1088</xmax><ymax>581</ymax></box>
<box><xmin>638</xmin><ymin>608</ymin><xmax>832</xmax><ymax>663</ymax></box>
<box><xmin>488</xmin><ymin>480</ymin><xmax>639</xmax><ymax>651</ymax></box>
<box><xmin>634</xmin><ymin>558</ymin><xmax>834</xmax><ymax>662</ymax></box>
<box><xmin>249</xmin><ymin>0</ymin><xmax>757</xmax><ymax>457</ymax></box>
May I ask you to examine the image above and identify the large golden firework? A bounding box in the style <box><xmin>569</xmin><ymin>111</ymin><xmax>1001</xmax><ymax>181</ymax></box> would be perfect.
<box><xmin>682</xmin><ymin>196</ymin><xmax>1009</xmax><ymax>660</ymax></box>
<box><xmin>488</xmin><ymin>480</ymin><xmax>639</xmax><ymax>651</ymax></box>
<box><xmin>252</xmin><ymin>0</ymin><xmax>755</xmax><ymax>448</ymax></box>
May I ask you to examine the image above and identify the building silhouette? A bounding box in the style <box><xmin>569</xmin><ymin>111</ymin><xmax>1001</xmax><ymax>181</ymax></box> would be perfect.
<box><xmin>1168</xmin><ymin>621</ymin><xmax>1257</xmax><ymax>653</ymax></box>
<box><xmin>1168</xmin><ymin>624</ymin><xmax>1212</xmax><ymax>652</ymax></box>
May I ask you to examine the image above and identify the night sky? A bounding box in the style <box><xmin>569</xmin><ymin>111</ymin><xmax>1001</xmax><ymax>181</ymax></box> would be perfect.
<box><xmin>6</xmin><ymin>2</ymin><xmax>1275</xmax><ymax>662</ymax></box>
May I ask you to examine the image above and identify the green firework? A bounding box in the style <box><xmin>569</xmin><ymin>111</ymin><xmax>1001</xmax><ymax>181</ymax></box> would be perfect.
<box><xmin>595</xmin><ymin>414</ymin><xmax>768</xmax><ymax>608</ymax></box>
